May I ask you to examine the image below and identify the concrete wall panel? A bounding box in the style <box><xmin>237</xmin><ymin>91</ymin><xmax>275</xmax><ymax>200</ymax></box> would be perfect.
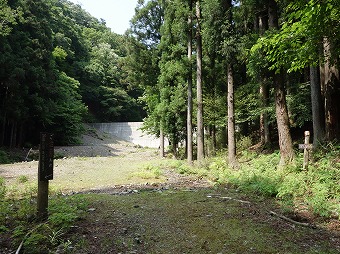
<box><xmin>89</xmin><ymin>122</ymin><xmax>168</xmax><ymax>148</ymax></box>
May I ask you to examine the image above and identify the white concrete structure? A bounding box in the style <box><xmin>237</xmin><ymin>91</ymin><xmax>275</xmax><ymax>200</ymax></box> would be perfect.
<box><xmin>89</xmin><ymin>122</ymin><xmax>168</xmax><ymax>148</ymax></box>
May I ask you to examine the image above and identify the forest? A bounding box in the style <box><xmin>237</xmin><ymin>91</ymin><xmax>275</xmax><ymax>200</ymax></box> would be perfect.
<box><xmin>0</xmin><ymin>1</ymin><xmax>340</xmax><ymax>249</ymax></box>
<box><xmin>0</xmin><ymin>0</ymin><xmax>340</xmax><ymax>159</ymax></box>
<box><xmin>127</xmin><ymin>0</ymin><xmax>340</xmax><ymax>167</ymax></box>
<box><xmin>0</xmin><ymin>0</ymin><xmax>144</xmax><ymax>146</ymax></box>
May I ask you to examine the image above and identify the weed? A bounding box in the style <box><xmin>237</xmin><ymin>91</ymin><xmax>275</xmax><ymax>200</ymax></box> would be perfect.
<box><xmin>17</xmin><ymin>175</ymin><xmax>29</xmax><ymax>184</ymax></box>
<box><xmin>237</xmin><ymin>135</ymin><xmax>253</xmax><ymax>151</ymax></box>
<box><xmin>48</xmin><ymin>226</ymin><xmax>65</xmax><ymax>246</ymax></box>
<box><xmin>0</xmin><ymin>181</ymin><xmax>89</xmax><ymax>253</ymax></box>
<box><xmin>0</xmin><ymin>177</ymin><xmax>6</xmax><ymax>199</ymax></box>
<box><xmin>48</xmin><ymin>195</ymin><xmax>88</xmax><ymax>229</ymax></box>
<box><xmin>192</xmin><ymin>148</ymin><xmax>340</xmax><ymax>219</ymax></box>
<box><xmin>24</xmin><ymin>232</ymin><xmax>48</xmax><ymax>253</ymax></box>
<box><xmin>130</xmin><ymin>164</ymin><xmax>163</xmax><ymax>179</ymax></box>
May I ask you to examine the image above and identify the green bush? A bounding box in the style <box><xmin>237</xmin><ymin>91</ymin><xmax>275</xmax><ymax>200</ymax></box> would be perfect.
<box><xmin>0</xmin><ymin>150</ymin><xmax>10</xmax><ymax>164</ymax></box>
<box><xmin>236</xmin><ymin>135</ymin><xmax>253</xmax><ymax>151</ymax></box>
<box><xmin>197</xmin><ymin>148</ymin><xmax>340</xmax><ymax>219</ymax></box>
<box><xmin>0</xmin><ymin>177</ymin><xmax>6</xmax><ymax>199</ymax></box>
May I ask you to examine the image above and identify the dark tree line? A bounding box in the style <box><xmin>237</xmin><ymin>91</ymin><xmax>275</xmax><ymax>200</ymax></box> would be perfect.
<box><xmin>0</xmin><ymin>0</ymin><xmax>144</xmax><ymax>146</ymax></box>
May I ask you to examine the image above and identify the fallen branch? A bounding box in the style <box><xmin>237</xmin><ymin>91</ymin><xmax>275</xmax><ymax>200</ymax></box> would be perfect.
<box><xmin>207</xmin><ymin>195</ymin><xmax>251</xmax><ymax>204</ymax></box>
<box><xmin>220</xmin><ymin>196</ymin><xmax>251</xmax><ymax>204</ymax></box>
<box><xmin>269</xmin><ymin>210</ymin><xmax>316</xmax><ymax>228</ymax></box>
<box><xmin>16</xmin><ymin>223</ymin><xmax>46</xmax><ymax>254</ymax></box>
<box><xmin>24</xmin><ymin>148</ymin><xmax>32</xmax><ymax>161</ymax></box>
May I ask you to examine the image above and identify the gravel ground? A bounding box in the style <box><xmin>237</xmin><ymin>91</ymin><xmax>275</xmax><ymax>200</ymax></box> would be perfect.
<box><xmin>0</xmin><ymin>128</ymin><xmax>210</xmax><ymax>192</ymax></box>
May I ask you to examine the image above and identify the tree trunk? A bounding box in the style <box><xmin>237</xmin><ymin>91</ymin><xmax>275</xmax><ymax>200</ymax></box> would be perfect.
<box><xmin>0</xmin><ymin>115</ymin><xmax>5</xmax><ymax>146</ymax></box>
<box><xmin>260</xmin><ymin>82</ymin><xmax>271</xmax><ymax>146</ymax></box>
<box><xmin>212</xmin><ymin>125</ymin><xmax>217</xmax><ymax>155</ymax></box>
<box><xmin>274</xmin><ymin>72</ymin><xmax>294</xmax><ymax>165</ymax></box>
<box><xmin>0</xmin><ymin>84</ymin><xmax>7</xmax><ymax>146</ymax></box>
<box><xmin>258</xmin><ymin>11</ymin><xmax>270</xmax><ymax>146</ymax></box>
<box><xmin>160</xmin><ymin>128</ymin><xmax>164</xmax><ymax>158</ymax></box>
<box><xmin>323</xmin><ymin>37</ymin><xmax>340</xmax><ymax>141</ymax></box>
<box><xmin>172</xmin><ymin>132</ymin><xmax>178</xmax><ymax>158</ymax></box>
<box><xmin>187</xmin><ymin>0</ymin><xmax>193</xmax><ymax>164</ymax></box>
<box><xmin>18</xmin><ymin>123</ymin><xmax>25</xmax><ymax>148</ymax></box>
<box><xmin>10</xmin><ymin>121</ymin><xmax>17</xmax><ymax>148</ymax></box>
<box><xmin>268</xmin><ymin>0</ymin><xmax>294</xmax><ymax>165</ymax></box>
<box><xmin>268</xmin><ymin>0</ymin><xmax>278</xmax><ymax>28</ymax></box>
<box><xmin>227</xmin><ymin>64</ymin><xmax>238</xmax><ymax>168</ymax></box>
<box><xmin>196</xmin><ymin>0</ymin><xmax>204</xmax><ymax>161</ymax></box>
<box><xmin>310</xmin><ymin>65</ymin><xmax>325</xmax><ymax>147</ymax></box>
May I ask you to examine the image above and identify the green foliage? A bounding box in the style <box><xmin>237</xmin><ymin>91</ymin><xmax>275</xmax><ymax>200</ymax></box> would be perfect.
<box><xmin>131</xmin><ymin>164</ymin><xmax>163</xmax><ymax>180</ymax></box>
<box><xmin>0</xmin><ymin>177</ymin><xmax>6</xmax><ymax>199</ymax></box>
<box><xmin>236</xmin><ymin>136</ymin><xmax>253</xmax><ymax>151</ymax></box>
<box><xmin>0</xmin><ymin>179</ymin><xmax>89</xmax><ymax>252</ymax></box>
<box><xmin>48</xmin><ymin>195</ymin><xmax>88</xmax><ymax>228</ymax></box>
<box><xmin>286</xmin><ymin>81</ymin><xmax>312</xmax><ymax>127</ymax></box>
<box><xmin>0</xmin><ymin>0</ymin><xmax>144</xmax><ymax>147</ymax></box>
<box><xmin>17</xmin><ymin>175</ymin><xmax>29</xmax><ymax>184</ymax></box>
<box><xmin>0</xmin><ymin>149</ymin><xmax>11</xmax><ymax>164</ymax></box>
<box><xmin>250</xmin><ymin>1</ymin><xmax>340</xmax><ymax>73</ymax></box>
<box><xmin>189</xmin><ymin>147</ymin><xmax>340</xmax><ymax>219</ymax></box>
<box><xmin>235</xmin><ymin>82</ymin><xmax>265</xmax><ymax>124</ymax></box>
<box><xmin>24</xmin><ymin>232</ymin><xmax>49</xmax><ymax>253</ymax></box>
<box><xmin>278</xmin><ymin>164</ymin><xmax>340</xmax><ymax>217</ymax></box>
<box><xmin>0</xmin><ymin>0</ymin><xmax>23</xmax><ymax>36</ymax></box>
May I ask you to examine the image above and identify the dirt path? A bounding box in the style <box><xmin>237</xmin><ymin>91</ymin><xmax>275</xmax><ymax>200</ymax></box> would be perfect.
<box><xmin>0</xmin><ymin>128</ymin><xmax>209</xmax><ymax>193</ymax></box>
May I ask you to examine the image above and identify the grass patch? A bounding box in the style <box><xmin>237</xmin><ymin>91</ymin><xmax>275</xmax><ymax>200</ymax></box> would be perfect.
<box><xmin>130</xmin><ymin>164</ymin><xmax>164</xmax><ymax>180</ymax></box>
<box><xmin>0</xmin><ymin>177</ymin><xmax>89</xmax><ymax>253</ymax></box>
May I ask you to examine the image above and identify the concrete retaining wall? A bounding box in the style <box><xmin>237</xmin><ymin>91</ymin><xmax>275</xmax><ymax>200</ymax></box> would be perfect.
<box><xmin>89</xmin><ymin>122</ymin><xmax>168</xmax><ymax>148</ymax></box>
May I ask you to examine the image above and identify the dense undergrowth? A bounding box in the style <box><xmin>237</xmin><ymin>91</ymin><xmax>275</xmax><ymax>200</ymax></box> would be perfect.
<box><xmin>176</xmin><ymin>144</ymin><xmax>340</xmax><ymax>220</ymax></box>
<box><xmin>0</xmin><ymin>179</ymin><xmax>89</xmax><ymax>253</ymax></box>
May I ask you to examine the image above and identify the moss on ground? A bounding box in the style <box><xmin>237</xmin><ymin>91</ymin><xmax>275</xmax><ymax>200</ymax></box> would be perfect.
<box><xmin>70</xmin><ymin>188</ymin><xmax>339</xmax><ymax>254</ymax></box>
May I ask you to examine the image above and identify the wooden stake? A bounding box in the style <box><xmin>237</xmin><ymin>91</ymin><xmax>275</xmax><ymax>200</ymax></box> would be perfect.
<box><xmin>37</xmin><ymin>180</ymin><xmax>49</xmax><ymax>220</ymax></box>
<box><xmin>303</xmin><ymin>131</ymin><xmax>310</xmax><ymax>170</ymax></box>
<box><xmin>37</xmin><ymin>133</ymin><xmax>54</xmax><ymax>221</ymax></box>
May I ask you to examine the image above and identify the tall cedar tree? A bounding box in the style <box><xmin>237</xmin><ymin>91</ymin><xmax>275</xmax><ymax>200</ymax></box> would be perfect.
<box><xmin>196</xmin><ymin>0</ymin><xmax>204</xmax><ymax>161</ymax></box>
<box><xmin>187</xmin><ymin>0</ymin><xmax>193</xmax><ymax>163</ymax></box>
<box><xmin>268</xmin><ymin>0</ymin><xmax>294</xmax><ymax>165</ymax></box>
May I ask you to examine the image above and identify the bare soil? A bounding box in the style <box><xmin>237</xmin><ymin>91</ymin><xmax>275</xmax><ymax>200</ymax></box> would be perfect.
<box><xmin>70</xmin><ymin>189</ymin><xmax>340</xmax><ymax>254</ymax></box>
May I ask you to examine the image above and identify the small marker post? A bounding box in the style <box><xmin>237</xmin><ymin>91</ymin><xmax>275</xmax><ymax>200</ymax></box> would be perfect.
<box><xmin>37</xmin><ymin>132</ymin><xmax>54</xmax><ymax>220</ymax></box>
<box><xmin>302</xmin><ymin>131</ymin><xmax>311</xmax><ymax>170</ymax></box>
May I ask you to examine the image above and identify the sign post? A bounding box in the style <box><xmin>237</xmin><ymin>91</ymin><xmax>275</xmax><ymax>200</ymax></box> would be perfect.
<box><xmin>299</xmin><ymin>131</ymin><xmax>312</xmax><ymax>170</ymax></box>
<box><xmin>37</xmin><ymin>132</ymin><xmax>54</xmax><ymax>220</ymax></box>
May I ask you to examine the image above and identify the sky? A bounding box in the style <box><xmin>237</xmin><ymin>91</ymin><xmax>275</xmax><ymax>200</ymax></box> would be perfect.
<box><xmin>68</xmin><ymin>0</ymin><xmax>139</xmax><ymax>34</ymax></box>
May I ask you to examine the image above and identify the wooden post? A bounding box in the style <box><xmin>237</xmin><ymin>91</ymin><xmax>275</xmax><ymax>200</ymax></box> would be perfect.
<box><xmin>37</xmin><ymin>180</ymin><xmax>49</xmax><ymax>220</ymax></box>
<box><xmin>37</xmin><ymin>133</ymin><xmax>54</xmax><ymax>220</ymax></box>
<box><xmin>303</xmin><ymin>131</ymin><xmax>310</xmax><ymax>170</ymax></box>
<box><xmin>160</xmin><ymin>129</ymin><xmax>164</xmax><ymax>158</ymax></box>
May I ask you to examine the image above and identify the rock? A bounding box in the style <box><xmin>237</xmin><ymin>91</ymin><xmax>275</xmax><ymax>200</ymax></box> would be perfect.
<box><xmin>134</xmin><ymin>237</ymin><xmax>142</xmax><ymax>244</ymax></box>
